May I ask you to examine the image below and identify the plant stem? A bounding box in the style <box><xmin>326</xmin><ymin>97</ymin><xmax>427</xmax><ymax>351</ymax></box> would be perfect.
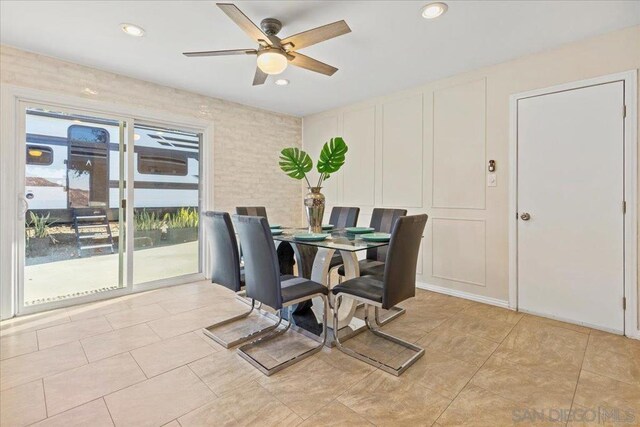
<box><xmin>304</xmin><ymin>175</ymin><xmax>312</xmax><ymax>190</ymax></box>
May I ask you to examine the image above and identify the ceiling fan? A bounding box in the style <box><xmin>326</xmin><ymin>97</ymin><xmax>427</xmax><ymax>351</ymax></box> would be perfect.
<box><xmin>183</xmin><ymin>3</ymin><xmax>351</xmax><ymax>86</ymax></box>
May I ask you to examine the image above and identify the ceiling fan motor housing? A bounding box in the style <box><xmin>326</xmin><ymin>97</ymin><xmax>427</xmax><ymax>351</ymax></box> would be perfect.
<box><xmin>260</xmin><ymin>18</ymin><xmax>282</xmax><ymax>36</ymax></box>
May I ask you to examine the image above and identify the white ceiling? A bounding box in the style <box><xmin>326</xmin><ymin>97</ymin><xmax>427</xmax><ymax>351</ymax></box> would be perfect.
<box><xmin>1</xmin><ymin>1</ymin><xmax>639</xmax><ymax>116</ymax></box>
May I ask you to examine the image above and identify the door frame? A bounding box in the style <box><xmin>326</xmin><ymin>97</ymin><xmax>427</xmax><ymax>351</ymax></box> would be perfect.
<box><xmin>0</xmin><ymin>84</ymin><xmax>214</xmax><ymax>319</ymax></box>
<box><xmin>508</xmin><ymin>70</ymin><xmax>638</xmax><ymax>338</ymax></box>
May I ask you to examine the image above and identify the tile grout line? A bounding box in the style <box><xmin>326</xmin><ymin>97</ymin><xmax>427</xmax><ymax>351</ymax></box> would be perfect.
<box><xmin>102</xmin><ymin>396</ymin><xmax>117</xmax><ymax>426</ymax></box>
<box><xmin>431</xmin><ymin>310</ymin><xmax>525</xmax><ymax>425</ymax></box>
<box><xmin>165</xmin><ymin>363</ymin><xmax>221</xmax><ymax>424</ymax></box>
<box><xmin>185</xmin><ymin>362</ymin><xmax>221</xmax><ymax>398</ymax></box>
<box><xmin>37</xmin><ymin>354</ymin><xmax>150</xmax><ymax>420</ymax></box>
<box><xmin>99</xmin><ymin>364</ymin><xmax>203</xmax><ymax>425</ymax></box>
<box><xmin>128</xmin><ymin>350</ymin><xmax>150</xmax><ymax>380</ymax></box>
<box><xmin>566</xmin><ymin>329</ymin><xmax>592</xmax><ymax>427</ymax></box>
<box><xmin>79</xmin><ymin>323</ymin><xmax>164</xmax><ymax>363</ymax></box>
<box><xmin>25</xmin><ymin>397</ymin><xmax>112</xmax><ymax>426</ymax></box>
<box><xmin>40</xmin><ymin>378</ymin><xmax>49</xmax><ymax>420</ymax></box>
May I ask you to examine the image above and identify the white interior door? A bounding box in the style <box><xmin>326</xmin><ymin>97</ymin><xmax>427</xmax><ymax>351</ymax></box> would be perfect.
<box><xmin>517</xmin><ymin>81</ymin><xmax>625</xmax><ymax>333</ymax></box>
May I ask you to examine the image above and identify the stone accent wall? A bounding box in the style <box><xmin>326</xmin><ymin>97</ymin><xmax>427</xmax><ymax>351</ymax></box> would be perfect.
<box><xmin>0</xmin><ymin>45</ymin><xmax>303</xmax><ymax>226</ymax></box>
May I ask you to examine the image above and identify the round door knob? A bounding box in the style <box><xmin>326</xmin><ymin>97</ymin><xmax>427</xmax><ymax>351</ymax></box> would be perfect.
<box><xmin>520</xmin><ymin>213</ymin><xmax>531</xmax><ymax>221</ymax></box>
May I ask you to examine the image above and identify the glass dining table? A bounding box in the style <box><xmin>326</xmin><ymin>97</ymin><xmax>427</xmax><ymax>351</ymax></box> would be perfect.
<box><xmin>272</xmin><ymin>227</ymin><xmax>390</xmax><ymax>344</ymax></box>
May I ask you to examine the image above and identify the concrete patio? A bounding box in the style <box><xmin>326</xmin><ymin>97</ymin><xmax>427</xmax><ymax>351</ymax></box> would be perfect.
<box><xmin>24</xmin><ymin>242</ymin><xmax>199</xmax><ymax>305</ymax></box>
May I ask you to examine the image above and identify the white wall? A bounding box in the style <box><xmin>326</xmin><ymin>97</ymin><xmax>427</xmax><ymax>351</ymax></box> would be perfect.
<box><xmin>303</xmin><ymin>26</ymin><xmax>640</xmax><ymax>323</ymax></box>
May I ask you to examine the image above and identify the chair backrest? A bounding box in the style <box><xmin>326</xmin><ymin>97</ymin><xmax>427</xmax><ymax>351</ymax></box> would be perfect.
<box><xmin>236</xmin><ymin>206</ymin><xmax>268</xmax><ymax>217</ymax></box>
<box><xmin>329</xmin><ymin>206</ymin><xmax>360</xmax><ymax>229</ymax></box>
<box><xmin>203</xmin><ymin>211</ymin><xmax>242</xmax><ymax>292</ymax></box>
<box><xmin>233</xmin><ymin>215</ymin><xmax>283</xmax><ymax>310</ymax></box>
<box><xmin>367</xmin><ymin>208</ymin><xmax>407</xmax><ymax>261</ymax></box>
<box><xmin>382</xmin><ymin>214</ymin><xmax>428</xmax><ymax>309</ymax></box>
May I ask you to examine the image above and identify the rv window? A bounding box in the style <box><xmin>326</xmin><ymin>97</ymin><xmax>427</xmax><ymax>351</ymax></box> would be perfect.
<box><xmin>26</xmin><ymin>145</ymin><xmax>53</xmax><ymax>166</ymax></box>
<box><xmin>138</xmin><ymin>153</ymin><xmax>188</xmax><ymax>176</ymax></box>
<box><xmin>68</xmin><ymin>125</ymin><xmax>109</xmax><ymax>144</ymax></box>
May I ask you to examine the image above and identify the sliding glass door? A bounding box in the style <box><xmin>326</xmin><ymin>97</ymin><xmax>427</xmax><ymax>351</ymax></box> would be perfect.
<box><xmin>132</xmin><ymin>123</ymin><xmax>201</xmax><ymax>285</ymax></box>
<box><xmin>17</xmin><ymin>102</ymin><xmax>203</xmax><ymax>314</ymax></box>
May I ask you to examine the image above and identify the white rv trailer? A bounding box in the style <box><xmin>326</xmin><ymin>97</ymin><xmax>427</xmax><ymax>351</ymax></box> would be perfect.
<box><xmin>25</xmin><ymin>109</ymin><xmax>200</xmax><ymax>222</ymax></box>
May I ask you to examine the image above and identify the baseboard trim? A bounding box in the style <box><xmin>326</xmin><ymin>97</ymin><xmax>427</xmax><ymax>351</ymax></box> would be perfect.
<box><xmin>415</xmin><ymin>281</ymin><xmax>510</xmax><ymax>309</ymax></box>
<box><xmin>626</xmin><ymin>329</ymin><xmax>640</xmax><ymax>341</ymax></box>
<box><xmin>414</xmin><ymin>282</ymin><xmax>640</xmax><ymax>341</ymax></box>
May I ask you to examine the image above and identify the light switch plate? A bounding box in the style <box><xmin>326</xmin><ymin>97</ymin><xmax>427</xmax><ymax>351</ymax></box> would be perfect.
<box><xmin>487</xmin><ymin>173</ymin><xmax>497</xmax><ymax>187</ymax></box>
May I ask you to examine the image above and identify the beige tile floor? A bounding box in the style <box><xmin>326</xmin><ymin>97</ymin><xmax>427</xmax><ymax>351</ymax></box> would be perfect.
<box><xmin>1</xmin><ymin>280</ymin><xmax>639</xmax><ymax>426</ymax></box>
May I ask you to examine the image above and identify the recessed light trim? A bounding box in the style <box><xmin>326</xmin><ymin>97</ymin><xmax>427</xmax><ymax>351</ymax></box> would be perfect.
<box><xmin>421</xmin><ymin>2</ymin><xmax>448</xmax><ymax>19</ymax></box>
<box><xmin>275</xmin><ymin>79</ymin><xmax>289</xmax><ymax>86</ymax></box>
<box><xmin>120</xmin><ymin>23</ymin><xmax>145</xmax><ymax>37</ymax></box>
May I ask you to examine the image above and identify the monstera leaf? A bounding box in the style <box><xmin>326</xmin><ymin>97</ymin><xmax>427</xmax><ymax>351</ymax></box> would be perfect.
<box><xmin>279</xmin><ymin>147</ymin><xmax>313</xmax><ymax>180</ymax></box>
<box><xmin>317</xmin><ymin>137</ymin><xmax>348</xmax><ymax>176</ymax></box>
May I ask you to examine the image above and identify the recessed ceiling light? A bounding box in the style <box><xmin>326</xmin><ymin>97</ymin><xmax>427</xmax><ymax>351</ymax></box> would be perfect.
<box><xmin>120</xmin><ymin>23</ymin><xmax>145</xmax><ymax>37</ymax></box>
<box><xmin>275</xmin><ymin>79</ymin><xmax>289</xmax><ymax>86</ymax></box>
<box><xmin>421</xmin><ymin>2</ymin><xmax>448</xmax><ymax>19</ymax></box>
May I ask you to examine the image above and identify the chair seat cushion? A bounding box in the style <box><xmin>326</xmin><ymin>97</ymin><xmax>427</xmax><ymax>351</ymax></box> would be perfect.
<box><xmin>331</xmin><ymin>275</ymin><xmax>384</xmax><ymax>303</ymax></box>
<box><xmin>281</xmin><ymin>277</ymin><xmax>328</xmax><ymax>304</ymax></box>
<box><xmin>337</xmin><ymin>259</ymin><xmax>385</xmax><ymax>277</ymax></box>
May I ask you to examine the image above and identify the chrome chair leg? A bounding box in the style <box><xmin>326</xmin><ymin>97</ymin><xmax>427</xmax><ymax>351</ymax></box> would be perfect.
<box><xmin>202</xmin><ymin>299</ymin><xmax>279</xmax><ymax>349</ymax></box>
<box><xmin>237</xmin><ymin>294</ymin><xmax>329</xmax><ymax>376</ymax></box>
<box><xmin>333</xmin><ymin>295</ymin><xmax>424</xmax><ymax>376</ymax></box>
<box><xmin>374</xmin><ymin>305</ymin><xmax>406</xmax><ymax>326</ymax></box>
<box><xmin>235</xmin><ymin>290</ymin><xmax>263</xmax><ymax>310</ymax></box>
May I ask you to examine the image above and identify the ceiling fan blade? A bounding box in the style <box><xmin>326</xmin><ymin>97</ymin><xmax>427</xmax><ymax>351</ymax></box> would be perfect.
<box><xmin>183</xmin><ymin>48</ymin><xmax>257</xmax><ymax>57</ymax></box>
<box><xmin>281</xmin><ymin>20</ymin><xmax>351</xmax><ymax>50</ymax></box>
<box><xmin>217</xmin><ymin>3</ymin><xmax>272</xmax><ymax>45</ymax></box>
<box><xmin>252</xmin><ymin>67</ymin><xmax>268</xmax><ymax>86</ymax></box>
<box><xmin>289</xmin><ymin>52</ymin><xmax>338</xmax><ymax>76</ymax></box>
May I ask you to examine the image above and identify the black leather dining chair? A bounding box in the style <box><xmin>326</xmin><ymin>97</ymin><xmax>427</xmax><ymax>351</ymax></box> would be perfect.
<box><xmin>332</xmin><ymin>214</ymin><xmax>428</xmax><ymax>376</ymax></box>
<box><xmin>327</xmin><ymin>206</ymin><xmax>361</xmax><ymax>269</ymax></box>
<box><xmin>201</xmin><ymin>212</ymin><xmax>280</xmax><ymax>348</ymax></box>
<box><xmin>233</xmin><ymin>215</ymin><xmax>329</xmax><ymax>376</ymax></box>
<box><xmin>235</xmin><ymin>206</ymin><xmax>268</xmax><ymax>217</ymax></box>
<box><xmin>236</xmin><ymin>206</ymin><xmax>296</xmax><ymax>276</ymax></box>
<box><xmin>329</xmin><ymin>206</ymin><xmax>360</xmax><ymax>230</ymax></box>
<box><xmin>338</xmin><ymin>208</ymin><xmax>407</xmax><ymax>277</ymax></box>
<box><xmin>337</xmin><ymin>208</ymin><xmax>407</xmax><ymax>325</ymax></box>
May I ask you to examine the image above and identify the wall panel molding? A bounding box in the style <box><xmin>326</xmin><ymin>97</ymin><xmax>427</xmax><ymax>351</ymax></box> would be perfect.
<box><xmin>342</xmin><ymin>106</ymin><xmax>376</xmax><ymax>206</ymax></box>
<box><xmin>431</xmin><ymin>217</ymin><xmax>486</xmax><ymax>286</ymax></box>
<box><xmin>432</xmin><ymin>78</ymin><xmax>487</xmax><ymax>210</ymax></box>
<box><xmin>381</xmin><ymin>94</ymin><xmax>423</xmax><ymax>208</ymax></box>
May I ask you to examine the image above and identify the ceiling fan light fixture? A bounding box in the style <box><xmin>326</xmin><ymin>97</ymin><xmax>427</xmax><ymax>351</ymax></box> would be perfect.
<box><xmin>257</xmin><ymin>49</ymin><xmax>288</xmax><ymax>75</ymax></box>
<box><xmin>421</xmin><ymin>2</ymin><xmax>448</xmax><ymax>19</ymax></box>
<box><xmin>120</xmin><ymin>23</ymin><xmax>145</xmax><ymax>37</ymax></box>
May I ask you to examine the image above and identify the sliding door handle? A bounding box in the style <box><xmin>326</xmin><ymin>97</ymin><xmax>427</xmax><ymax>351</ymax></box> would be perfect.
<box><xmin>18</xmin><ymin>195</ymin><xmax>29</xmax><ymax>220</ymax></box>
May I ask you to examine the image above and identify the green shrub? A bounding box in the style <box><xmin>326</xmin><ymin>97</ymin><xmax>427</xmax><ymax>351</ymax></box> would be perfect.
<box><xmin>27</xmin><ymin>212</ymin><xmax>56</xmax><ymax>238</ymax></box>
<box><xmin>134</xmin><ymin>209</ymin><xmax>165</xmax><ymax>231</ymax></box>
<box><xmin>164</xmin><ymin>208</ymin><xmax>199</xmax><ymax>229</ymax></box>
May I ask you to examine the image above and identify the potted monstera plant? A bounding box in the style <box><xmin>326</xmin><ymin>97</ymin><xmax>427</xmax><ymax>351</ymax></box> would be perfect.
<box><xmin>279</xmin><ymin>137</ymin><xmax>348</xmax><ymax>233</ymax></box>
